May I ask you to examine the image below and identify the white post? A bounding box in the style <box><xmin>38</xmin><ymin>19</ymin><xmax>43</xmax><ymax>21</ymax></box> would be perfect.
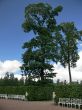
<box><xmin>53</xmin><ymin>92</ymin><xmax>56</xmax><ymax>104</ymax></box>
<box><xmin>25</xmin><ymin>91</ymin><xmax>28</xmax><ymax>100</ymax></box>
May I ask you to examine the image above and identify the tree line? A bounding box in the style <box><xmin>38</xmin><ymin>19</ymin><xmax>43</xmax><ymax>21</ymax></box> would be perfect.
<box><xmin>0</xmin><ymin>72</ymin><xmax>23</xmax><ymax>86</ymax></box>
<box><xmin>0</xmin><ymin>72</ymin><xmax>53</xmax><ymax>86</ymax></box>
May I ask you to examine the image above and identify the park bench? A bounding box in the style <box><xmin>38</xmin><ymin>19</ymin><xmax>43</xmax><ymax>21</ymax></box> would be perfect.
<box><xmin>0</xmin><ymin>94</ymin><xmax>26</xmax><ymax>101</ymax></box>
<box><xmin>7</xmin><ymin>94</ymin><xmax>25</xmax><ymax>100</ymax></box>
<box><xmin>0</xmin><ymin>94</ymin><xmax>7</xmax><ymax>99</ymax></box>
<box><xmin>58</xmin><ymin>98</ymin><xmax>82</xmax><ymax>109</ymax></box>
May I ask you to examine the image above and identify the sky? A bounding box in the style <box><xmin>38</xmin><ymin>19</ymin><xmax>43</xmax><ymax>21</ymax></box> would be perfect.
<box><xmin>0</xmin><ymin>0</ymin><xmax>82</xmax><ymax>81</ymax></box>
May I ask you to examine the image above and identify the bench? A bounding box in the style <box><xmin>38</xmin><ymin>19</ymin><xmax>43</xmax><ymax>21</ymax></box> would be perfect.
<box><xmin>0</xmin><ymin>94</ymin><xmax>7</xmax><ymax>99</ymax></box>
<box><xmin>0</xmin><ymin>94</ymin><xmax>26</xmax><ymax>101</ymax></box>
<box><xmin>58</xmin><ymin>98</ymin><xmax>82</xmax><ymax>109</ymax></box>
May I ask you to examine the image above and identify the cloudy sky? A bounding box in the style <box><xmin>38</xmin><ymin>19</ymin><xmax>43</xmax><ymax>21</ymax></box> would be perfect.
<box><xmin>0</xmin><ymin>0</ymin><xmax>82</xmax><ymax>81</ymax></box>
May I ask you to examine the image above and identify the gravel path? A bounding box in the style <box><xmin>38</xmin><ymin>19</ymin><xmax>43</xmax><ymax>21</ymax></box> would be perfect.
<box><xmin>0</xmin><ymin>99</ymin><xmax>76</xmax><ymax>110</ymax></box>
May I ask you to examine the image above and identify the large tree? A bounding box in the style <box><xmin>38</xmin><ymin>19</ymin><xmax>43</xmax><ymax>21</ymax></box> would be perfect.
<box><xmin>58</xmin><ymin>22</ymin><xmax>82</xmax><ymax>83</ymax></box>
<box><xmin>21</xmin><ymin>3</ymin><xmax>62</xmax><ymax>81</ymax></box>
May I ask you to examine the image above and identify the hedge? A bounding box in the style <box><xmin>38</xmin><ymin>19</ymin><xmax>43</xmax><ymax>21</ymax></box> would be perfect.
<box><xmin>54</xmin><ymin>83</ymin><xmax>82</xmax><ymax>99</ymax></box>
<box><xmin>0</xmin><ymin>83</ymin><xmax>82</xmax><ymax>101</ymax></box>
<box><xmin>0</xmin><ymin>86</ymin><xmax>53</xmax><ymax>101</ymax></box>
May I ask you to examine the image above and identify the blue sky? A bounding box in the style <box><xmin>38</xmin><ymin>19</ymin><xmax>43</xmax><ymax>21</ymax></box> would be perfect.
<box><xmin>0</xmin><ymin>0</ymin><xmax>82</xmax><ymax>61</ymax></box>
<box><xmin>0</xmin><ymin>0</ymin><xmax>82</xmax><ymax>81</ymax></box>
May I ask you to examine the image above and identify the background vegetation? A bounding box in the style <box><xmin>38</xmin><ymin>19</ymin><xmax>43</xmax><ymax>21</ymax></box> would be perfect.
<box><xmin>0</xmin><ymin>74</ymin><xmax>82</xmax><ymax>101</ymax></box>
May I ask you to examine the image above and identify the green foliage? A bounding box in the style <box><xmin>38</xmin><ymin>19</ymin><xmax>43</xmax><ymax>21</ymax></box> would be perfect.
<box><xmin>0</xmin><ymin>83</ymin><xmax>82</xmax><ymax>101</ymax></box>
<box><xmin>21</xmin><ymin>2</ymin><xmax>63</xmax><ymax>81</ymax></box>
<box><xmin>0</xmin><ymin>72</ymin><xmax>19</xmax><ymax>86</ymax></box>
<box><xmin>53</xmin><ymin>83</ymin><xmax>82</xmax><ymax>104</ymax></box>
<box><xmin>0</xmin><ymin>73</ymin><xmax>24</xmax><ymax>86</ymax></box>
<box><xmin>0</xmin><ymin>86</ymin><xmax>53</xmax><ymax>101</ymax></box>
<box><xmin>0</xmin><ymin>86</ymin><xmax>26</xmax><ymax>95</ymax></box>
<box><xmin>58</xmin><ymin>22</ymin><xmax>82</xmax><ymax>82</ymax></box>
<box><xmin>60</xmin><ymin>22</ymin><xmax>81</xmax><ymax>68</ymax></box>
<box><xmin>27</xmin><ymin>86</ymin><xmax>53</xmax><ymax>101</ymax></box>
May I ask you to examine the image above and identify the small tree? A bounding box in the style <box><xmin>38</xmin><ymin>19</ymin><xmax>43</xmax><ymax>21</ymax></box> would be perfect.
<box><xmin>21</xmin><ymin>3</ymin><xmax>63</xmax><ymax>81</ymax></box>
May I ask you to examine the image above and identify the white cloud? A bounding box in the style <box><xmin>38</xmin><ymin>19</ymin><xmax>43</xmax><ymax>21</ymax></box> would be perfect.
<box><xmin>53</xmin><ymin>51</ymin><xmax>82</xmax><ymax>82</ymax></box>
<box><xmin>14</xmin><ymin>74</ymin><xmax>22</xmax><ymax>80</ymax></box>
<box><xmin>0</xmin><ymin>60</ymin><xmax>22</xmax><ymax>78</ymax></box>
<box><xmin>0</xmin><ymin>51</ymin><xmax>82</xmax><ymax>82</ymax></box>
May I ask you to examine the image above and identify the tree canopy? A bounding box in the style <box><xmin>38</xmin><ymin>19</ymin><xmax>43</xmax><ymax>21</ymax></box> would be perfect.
<box><xmin>21</xmin><ymin>3</ymin><xmax>63</xmax><ymax>81</ymax></box>
<box><xmin>21</xmin><ymin>2</ymin><xmax>82</xmax><ymax>83</ymax></box>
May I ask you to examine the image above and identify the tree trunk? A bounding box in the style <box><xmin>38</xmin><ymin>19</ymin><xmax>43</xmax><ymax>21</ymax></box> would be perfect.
<box><xmin>40</xmin><ymin>68</ymin><xmax>44</xmax><ymax>81</ymax></box>
<box><xmin>67</xmin><ymin>40</ymin><xmax>72</xmax><ymax>83</ymax></box>
<box><xmin>68</xmin><ymin>62</ymin><xmax>72</xmax><ymax>83</ymax></box>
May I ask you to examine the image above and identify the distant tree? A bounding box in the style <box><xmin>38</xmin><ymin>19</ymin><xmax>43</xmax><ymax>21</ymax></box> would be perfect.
<box><xmin>59</xmin><ymin>22</ymin><xmax>82</xmax><ymax>83</ymax></box>
<box><xmin>9</xmin><ymin>73</ymin><xmax>17</xmax><ymax>86</ymax></box>
<box><xmin>3</xmin><ymin>72</ymin><xmax>10</xmax><ymax>86</ymax></box>
<box><xmin>3</xmin><ymin>72</ymin><xmax>19</xmax><ymax>86</ymax></box>
<box><xmin>56</xmin><ymin>79</ymin><xmax>60</xmax><ymax>84</ymax></box>
<box><xmin>4</xmin><ymin>72</ymin><xmax>10</xmax><ymax>79</ymax></box>
<box><xmin>10</xmin><ymin>73</ymin><xmax>14</xmax><ymax>79</ymax></box>
<box><xmin>21</xmin><ymin>3</ymin><xmax>63</xmax><ymax>81</ymax></box>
